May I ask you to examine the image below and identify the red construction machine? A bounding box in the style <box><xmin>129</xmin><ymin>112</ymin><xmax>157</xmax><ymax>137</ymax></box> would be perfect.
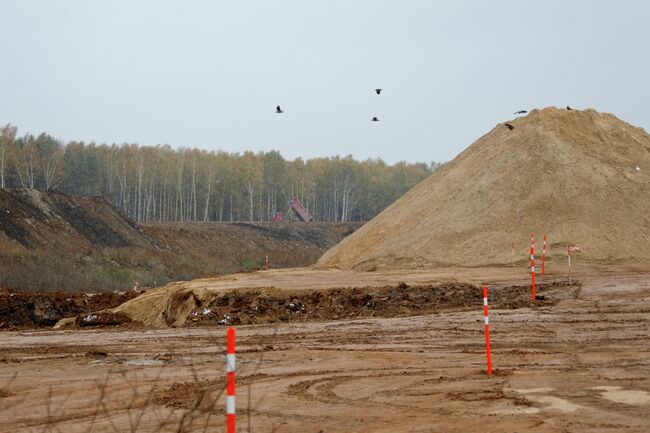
<box><xmin>269</xmin><ymin>197</ymin><xmax>314</xmax><ymax>222</ymax></box>
<box><xmin>289</xmin><ymin>196</ymin><xmax>314</xmax><ymax>222</ymax></box>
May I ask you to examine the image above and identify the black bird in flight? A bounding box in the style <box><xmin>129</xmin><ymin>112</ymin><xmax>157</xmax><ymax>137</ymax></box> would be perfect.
<box><xmin>375</xmin><ymin>89</ymin><xmax>382</xmax><ymax>95</ymax></box>
<box><xmin>505</xmin><ymin>123</ymin><xmax>515</xmax><ymax>130</ymax></box>
<box><xmin>371</xmin><ymin>117</ymin><xmax>379</xmax><ymax>122</ymax></box>
<box><xmin>276</xmin><ymin>105</ymin><xmax>284</xmax><ymax>114</ymax></box>
<box><xmin>514</xmin><ymin>110</ymin><xmax>527</xmax><ymax>115</ymax></box>
<box><xmin>566</xmin><ymin>106</ymin><xmax>573</xmax><ymax>111</ymax></box>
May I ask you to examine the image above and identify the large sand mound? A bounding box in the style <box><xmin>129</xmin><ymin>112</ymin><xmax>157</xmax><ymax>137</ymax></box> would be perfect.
<box><xmin>317</xmin><ymin>107</ymin><xmax>650</xmax><ymax>270</ymax></box>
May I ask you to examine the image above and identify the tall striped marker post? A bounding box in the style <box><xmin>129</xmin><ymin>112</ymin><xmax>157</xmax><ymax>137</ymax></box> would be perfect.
<box><xmin>226</xmin><ymin>327</ymin><xmax>236</xmax><ymax>433</ymax></box>
<box><xmin>530</xmin><ymin>234</ymin><xmax>536</xmax><ymax>300</ymax></box>
<box><xmin>482</xmin><ymin>286</ymin><xmax>493</xmax><ymax>376</ymax></box>
<box><xmin>265</xmin><ymin>254</ymin><xmax>269</xmax><ymax>271</ymax></box>
<box><xmin>566</xmin><ymin>242</ymin><xmax>571</xmax><ymax>286</ymax></box>
<box><xmin>541</xmin><ymin>234</ymin><xmax>547</xmax><ymax>277</ymax></box>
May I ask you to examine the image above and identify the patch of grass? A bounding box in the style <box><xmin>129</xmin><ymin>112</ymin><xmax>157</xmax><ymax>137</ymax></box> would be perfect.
<box><xmin>240</xmin><ymin>259</ymin><xmax>262</xmax><ymax>272</ymax></box>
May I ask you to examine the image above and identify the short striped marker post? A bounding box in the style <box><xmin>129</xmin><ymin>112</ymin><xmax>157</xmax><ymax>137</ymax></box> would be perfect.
<box><xmin>541</xmin><ymin>234</ymin><xmax>547</xmax><ymax>277</ymax></box>
<box><xmin>530</xmin><ymin>234</ymin><xmax>536</xmax><ymax>300</ymax></box>
<box><xmin>226</xmin><ymin>327</ymin><xmax>236</xmax><ymax>433</ymax></box>
<box><xmin>265</xmin><ymin>254</ymin><xmax>269</xmax><ymax>271</ymax></box>
<box><xmin>482</xmin><ymin>286</ymin><xmax>493</xmax><ymax>376</ymax></box>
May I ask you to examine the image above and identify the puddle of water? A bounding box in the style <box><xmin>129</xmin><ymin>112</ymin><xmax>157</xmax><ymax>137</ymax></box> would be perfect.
<box><xmin>535</xmin><ymin>396</ymin><xmax>583</xmax><ymax>413</ymax></box>
<box><xmin>592</xmin><ymin>386</ymin><xmax>619</xmax><ymax>391</ymax></box>
<box><xmin>494</xmin><ymin>406</ymin><xmax>541</xmax><ymax>415</ymax></box>
<box><xmin>511</xmin><ymin>387</ymin><xmax>556</xmax><ymax>394</ymax></box>
<box><xmin>592</xmin><ymin>386</ymin><xmax>650</xmax><ymax>405</ymax></box>
<box><xmin>124</xmin><ymin>359</ymin><xmax>165</xmax><ymax>366</ymax></box>
<box><xmin>509</xmin><ymin>388</ymin><xmax>583</xmax><ymax>413</ymax></box>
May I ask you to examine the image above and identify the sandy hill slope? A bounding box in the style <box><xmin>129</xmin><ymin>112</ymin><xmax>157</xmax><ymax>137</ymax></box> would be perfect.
<box><xmin>317</xmin><ymin>107</ymin><xmax>650</xmax><ymax>270</ymax></box>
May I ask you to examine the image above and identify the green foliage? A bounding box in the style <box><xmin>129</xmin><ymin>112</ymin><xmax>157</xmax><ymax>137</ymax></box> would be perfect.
<box><xmin>240</xmin><ymin>259</ymin><xmax>263</xmax><ymax>272</ymax></box>
<box><xmin>0</xmin><ymin>125</ymin><xmax>439</xmax><ymax>222</ymax></box>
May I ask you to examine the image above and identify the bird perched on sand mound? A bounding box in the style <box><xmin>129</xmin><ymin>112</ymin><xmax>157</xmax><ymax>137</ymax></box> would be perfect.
<box><xmin>504</xmin><ymin>123</ymin><xmax>515</xmax><ymax>130</ymax></box>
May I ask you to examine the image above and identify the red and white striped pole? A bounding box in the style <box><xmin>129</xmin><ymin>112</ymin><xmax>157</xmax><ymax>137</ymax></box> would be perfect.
<box><xmin>541</xmin><ymin>234</ymin><xmax>547</xmax><ymax>277</ymax></box>
<box><xmin>226</xmin><ymin>327</ymin><xmax>236</xmax><ymax>433</ymax></box>
<box><xmin>265</xmin><ymin>254</ymin><xmax>269</xmax><ymax>271</ymax></box>
<box><xmin>482</xmin><ymin>286</ymin><xmax>493</xmax><ymax>376</ymax></box>
<box><xmin>530</xmin><ymin>234</ymin><xmax>536</xmax><ymax>300</ymax></box>
<box><xmin>566</xmin><ymin>242</ymin><xmax>571</xmax><ymax>286</ymax></box>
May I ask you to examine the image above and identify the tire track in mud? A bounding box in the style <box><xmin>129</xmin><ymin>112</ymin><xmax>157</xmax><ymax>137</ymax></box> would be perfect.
<box><xmin>234</xmin><ymin>289</ymin><xmax>650</xmax><ymax>422</ymax></box>
<box><xmin>283</xmin><ymin>368</ymin><xmax>523</xmax><ymax>418</ymax></box>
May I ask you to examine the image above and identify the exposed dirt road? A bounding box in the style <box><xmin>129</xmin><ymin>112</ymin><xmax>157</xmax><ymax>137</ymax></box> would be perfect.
<box><xmin>0</xmin><ymin>267</ymin><xmax>649</xmax><ymax>432</ymax></box>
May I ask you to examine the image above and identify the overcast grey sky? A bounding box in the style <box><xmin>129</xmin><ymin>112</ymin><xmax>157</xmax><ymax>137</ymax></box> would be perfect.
<box><xmin>1</xmin><ymin>1</ymin><xmax>649</xmax><ymax>163</ymax></box>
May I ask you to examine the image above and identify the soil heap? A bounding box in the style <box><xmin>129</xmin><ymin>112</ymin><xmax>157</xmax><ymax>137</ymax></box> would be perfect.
<box><xmin>317</xmin><ymin>107</ymin><xmax>650</xmax><ymax>269</ymax></box>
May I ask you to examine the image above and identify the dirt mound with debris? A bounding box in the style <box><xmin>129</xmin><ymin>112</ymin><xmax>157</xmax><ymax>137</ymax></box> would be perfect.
<box><xmin>0</xmin><ymin>289</ymin><xmax>141</xmax><ymax>328</ymax></box>
<box><xmin>56</xmin><ymin>279</ymin><xmax>573</xmax><ymax>329</ymax></box>
<box><xmin>317</xmin><ymin>107</ymin><xmax>650</xmax><ymax>270</ymax></box>
<box><xmin>180</xmin><ymin>282</ymin><xmax>566</xmax><ymax>327</ymax></box>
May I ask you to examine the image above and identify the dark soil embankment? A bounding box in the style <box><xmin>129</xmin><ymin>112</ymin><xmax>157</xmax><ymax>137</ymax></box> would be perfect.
<box><xmin>142</xmin><ymin>221</ymin><xmax>360</xmax><ymax>275</ymax></box>
<box><xmin>181</xmin><ymin>281</ymin><xmax>570</xmax><ymax>327</ymax></box>
<box><xmin>0</xmin><ymin>188</ymin><xmax>150</xmax><ymax>251</ymax></box>
<box><xmin>56</xmin><ymin>280</ymin><xmax>573</xmax><ymax>330</ymax></box>
<box><xmin>0</xmin><ymin>188</ymin><xmax>361</xmax><ymax>292</ymax></box>
<box><xmin>0</xmin><ymin>289</ymin><xmax>141</xmax><ymax>328</ymax></box>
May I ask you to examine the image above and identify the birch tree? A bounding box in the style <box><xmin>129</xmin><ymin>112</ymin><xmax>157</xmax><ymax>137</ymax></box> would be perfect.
<box><xmin>0</xmin><ymin>124</ymin><xmax>17</xmax><ymax>188</ymax></box>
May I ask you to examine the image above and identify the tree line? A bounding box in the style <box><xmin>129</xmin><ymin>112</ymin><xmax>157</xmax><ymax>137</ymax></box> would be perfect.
<box><xmin>0</xmin><ymin>124</ymin><xmax>440</xmax><ymax>222</ymax></box>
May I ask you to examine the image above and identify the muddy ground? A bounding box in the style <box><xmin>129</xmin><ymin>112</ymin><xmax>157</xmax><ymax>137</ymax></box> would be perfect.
<box><xmin>0</xmin><ymin>266</ymin><xmax>648</xmax><ymax>432</ymax></box>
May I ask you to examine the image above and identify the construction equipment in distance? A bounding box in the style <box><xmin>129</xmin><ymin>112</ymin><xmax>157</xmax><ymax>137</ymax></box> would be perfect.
<box><xmin>289</xmin><ymin>196</ymin><xmax>314</xmax><ymax>222</ymax></box>
<box><xmin>269</xmin><ymin>198</ymin><xmax>314</xmax><ymax>222</ymax></box>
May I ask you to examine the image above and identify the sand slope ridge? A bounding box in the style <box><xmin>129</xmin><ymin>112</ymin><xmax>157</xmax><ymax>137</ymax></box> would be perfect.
<box><xmin>317</xmin><ymin>107</ymin><xmax>650</xmax><ymax>270</ymax></box>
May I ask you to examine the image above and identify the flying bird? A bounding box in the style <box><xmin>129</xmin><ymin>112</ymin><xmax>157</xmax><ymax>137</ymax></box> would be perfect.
<box><xmin>375</xmin><ymin>89</ymin><xmax>382</xmax><ymax>95</ymax></box>
<box><xmin>276</xmin><ymin>105</ymin><xmax>284</xmax><ymax>114</ymax></box>
<box><xmin>504</xmin><ymin>123</ymin><xmax>514</xmax><ymax>130</ymax></box>
<box><xmin>514</xmin><ymin>110</ymin><xmax>527</xmax><ymax>115</ymax></box>
<box><xmin>371</xmin><ymin>117</ymin><xmax>379</xmax><ymax>122</ymax></box>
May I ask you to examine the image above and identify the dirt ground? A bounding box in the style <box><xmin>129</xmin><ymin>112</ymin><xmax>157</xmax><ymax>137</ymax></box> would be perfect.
<box><xmin>0</xmin><ymin>264</ymin><xmax>649</xmax><ymax>432</ymax></box>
